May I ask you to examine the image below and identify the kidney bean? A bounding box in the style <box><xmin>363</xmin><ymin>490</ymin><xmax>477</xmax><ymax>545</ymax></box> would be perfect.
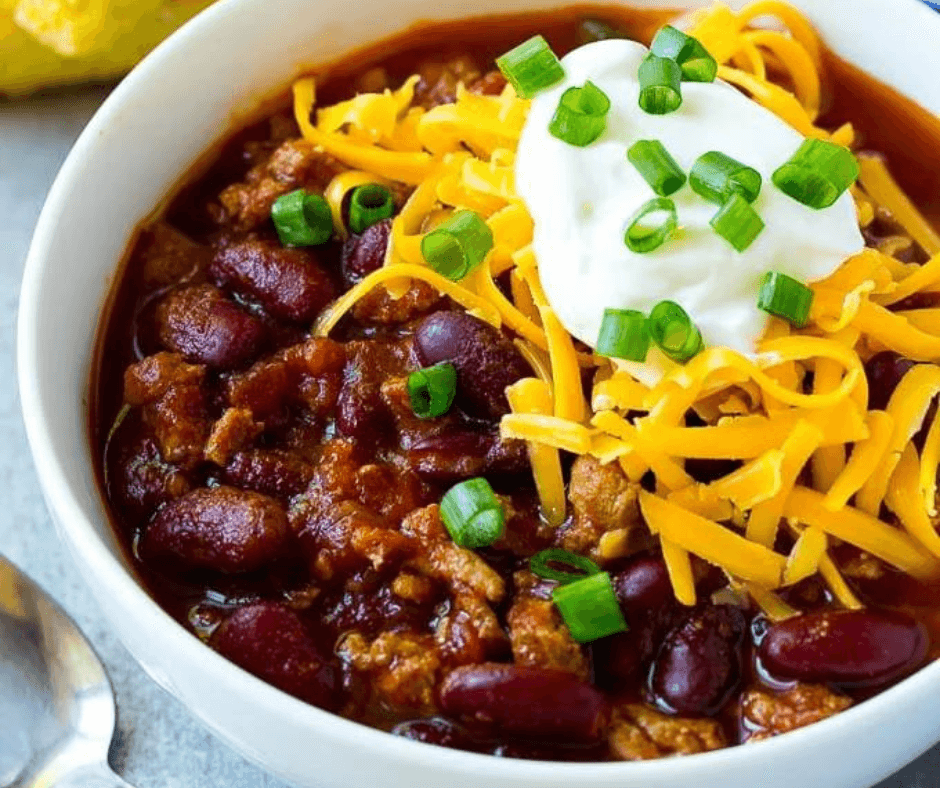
<box><xmin>320</xmin><ymin>575</ymin><xmax>437</xmax><ymax>637</ymax></box>
<box><xmin>864</xmin><ymin>352</ymin><xmax>936</xmax><ymax>448</ymax></box>
<box><xmin>612</xmin><ymin>554</ymin><xmax>674</xmax><ymax>614</ymax></box>
<box><xmin>341</xmin><ymin>219</ymin><xmax>390</xmax><ymax>287</ymax></box>
<box><xmin>759</xmin><ymin>609</ymin><xmax>928</xmax><ymax>690</ymax></box>
<box><xmin>594</xmin><ymin>555</ymin><xmax>683</xmax><ymax>689</ymax></box>
<box><xmin>392</xmin><ymin>718</ymin><xmax>484</xmax><ymax>752</ymax></box>
<box><xmin>864</xmin><ymin>352</ymin><xmax>916</xmax><ymax>411</ymax></box>
<box><xmin>223</xmin><ymin>449</ymin><xmax>314</xmax><ymax>501</ymax></box>
<box><xmin>336</xmin><ymin>380</ymin><xmax>389</xmax><ymax>444</ymax></box>
<box><xmin>155</xmin><ymin>284</ymin><xmax>267</xmax><ymax>369</ymax></box>
<box><xmin>438</xmin><ymin>663</ymin><xmax>608</xmax><ymax>742</ymax></box>
<box><xmin>335</xmin><ymin>339</ymin><xmax>408</xmax><ymax>442</ymax></box>
<box><xmin>108</xmin><ymin>432</ymin><xmax>191</xmax><ymax>525</ymax></box>
<box><xmin>211</xmin><ymin>601</ymin><xmax>339</xmax><ymax>710</ymax></box>
<box><xmin>210</xmin><ymin>238</ymin><xmax>336</xmax><ymax>323</ymax></box>
<box><xmin>650</xmin><ymin>604</ymin><xmax>747</xmax><ymax>717</ymax></box>
<box><xmin>141</xmin><ymin>485</ymin><xmax>290</xmax><ymax>574</ymax></box>
<box><xmin>414</xmin><ymin>312</ymin><xmax>529</xmax><ymax>420</ymax></box>
<box><xmin>406</xmin><ymin>430</ymin><xmax>528</xmax><ymax>484</ymax></box>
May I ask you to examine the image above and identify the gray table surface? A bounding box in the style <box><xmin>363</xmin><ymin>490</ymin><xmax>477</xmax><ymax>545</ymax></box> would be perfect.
<box><xmin>2</xmin><ymin>84</ymin><xmax>939</xmax><ymax>788</ymax></box>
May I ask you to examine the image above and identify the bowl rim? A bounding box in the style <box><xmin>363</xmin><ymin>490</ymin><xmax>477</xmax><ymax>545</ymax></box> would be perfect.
<box><xmin>16</xmin><ymin>0</ymin><xmax>940</xmax><ymax>780</ymax></box>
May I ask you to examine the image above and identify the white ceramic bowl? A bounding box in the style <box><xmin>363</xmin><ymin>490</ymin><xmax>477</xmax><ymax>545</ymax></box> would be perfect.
<box><xmin>17</xmin><ymin>1</ymin><xmax>940</xmax><ymax>786</ymax></box>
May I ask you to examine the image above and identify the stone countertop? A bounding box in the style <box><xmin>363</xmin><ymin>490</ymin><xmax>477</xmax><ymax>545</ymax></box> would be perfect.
<box><xmin>1</xmin><ymin>85</ymin><xmax>938</xmax><ymax>788</ymax></box>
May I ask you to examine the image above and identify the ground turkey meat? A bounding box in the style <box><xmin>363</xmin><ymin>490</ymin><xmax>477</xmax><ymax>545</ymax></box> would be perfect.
<box><xmin>608</xmin><ymin>704</ymin><xmax>727</xmax><ymax>761</ymax></box>
<box><xmin>740</xmin><ymin>684</ymin><xmax>852</xmax><ymax>742</ymax></box>
<box><xmin>560</xmin><ymin>455</ymin><xmax>645</xmax><ymax>560</ymax></box>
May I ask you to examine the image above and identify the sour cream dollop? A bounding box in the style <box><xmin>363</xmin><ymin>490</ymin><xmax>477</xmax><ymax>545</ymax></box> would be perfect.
<box><xmin>514</xmin><ymin>40</ymin><xmax>864</xmax><ymax>356</ymax></box>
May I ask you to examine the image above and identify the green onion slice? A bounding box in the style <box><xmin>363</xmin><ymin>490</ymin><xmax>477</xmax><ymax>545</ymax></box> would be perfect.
<box><xmin>711</xmin><ymin>193</ymin><xmax>766</xmax><ymax>252</ymax></box>
<box><xmin>530</xmin><ymin>548</ymin><xmax>602</xmax><ymax>585</ymax></box>
<box><xmin>758</xmin><ymin>271</ymin><xmax>815</xmax><ymax>328</ymax></box>
<box><xmin>627</xmin><ymin>140</ymin><xmax>687</xmax><ymax>197</ymax></box>
<box><xmin>496</xmin><ymin>35</ymin><xmax>565</xmax><ymax>99</ymax></box>
<box><xmin>650</xmin><ymin>25</ymin><xmax>718</xmax><ymax>82</ymax></box>
<box><xmin>552</xmin><ymin>572</ymin><xmax>628</xmax><ymax>643</ymax></box>
<box><xmin>348</xmin><ymin>184</ymin><xmax>394</xmax><ymax>234</ymax></box>
<box><xmin>597</xmin><ymin>309</ymin><xmax>651</xmax><ymax>362</ymax></box>
<box><xmin>638</xmin><ymin>54</ymin><xmax>682</xmax><ymax>115</ymax></box>
<box><xmin>271</xmin><ymin>189</ymin><xmax>333</xmax><ymax>247</ymax></box>
<box><xmin>407</xmin><ymin>363</ymin><xmax>457</xmax><ymax>419</ymax></box>
<box><xmin>649</xmin><ymin>300</ymin><xmax>704</xmax><ymax>363</ymax></box>
<box><xmin>548</xmin><ymin>81</ymin><xmax>611</xmax><ymax>147</ymax></box>
<box><xmin>420</xmin><ymin>210</ymin><xmax>494</xmax><ymax>281</ymax></box>
<box><xmin>772</xmin><ymin>139</ymin><xmax>860</xmax><ymax>210</ymax></box>
<box><xmin>440</xmin><ymin>478</ymin><xmax>505</xmax><ymax>549</ymax></box>
<box><xmin>624</xmin><ymin>197</ymin><xmax>678</xmax><ymax>254</ymax></box>
<box><xmin>690</xmin><ymin>151</ymin><xmax>763</xmax><ymax>205</ymax></box>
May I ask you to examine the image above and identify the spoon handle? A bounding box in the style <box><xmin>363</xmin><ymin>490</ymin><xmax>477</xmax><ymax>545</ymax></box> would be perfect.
<box><xmin>54</xmin><ymin>762</ymin><xmax>136</xmax><ymax>788</ymax></box>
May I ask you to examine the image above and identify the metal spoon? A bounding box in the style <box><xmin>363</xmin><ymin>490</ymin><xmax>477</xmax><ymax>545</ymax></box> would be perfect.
<box><xmin>0</xmin><ymin>554</ymin><xmax>134</xmax><ymax>788</ymax></box>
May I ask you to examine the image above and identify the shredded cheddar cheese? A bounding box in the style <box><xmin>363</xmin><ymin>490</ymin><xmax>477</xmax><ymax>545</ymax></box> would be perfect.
<box><xmin>783</xmin><ymin>526</ymin><xmax>827</xmax><ymax>585</ymax></box>
<box><xmin>746</xmin><ymin>421</ymin><xmax>824</xmax><ymax>548</ymax></box>
<box><xmin>783</xmin><ymin>487</ymin><xmax>936</xmax><ymax>579</ymax></box>
<box><xmin>738</xmin><ymin>580</ymin><xmax>800</xmax><ymax>622</ymax></box>
<box><xmin>661</xmin><ymin>537</ymin><xmax>697</xmax><ymax>607</ymax></box>
<box><xmin>505</xmin><ymin>379</ymin><xmax>567</xmax><ymax>527</ymax></box>
<box><xmin>292</xmin><ymin>1</ymin><xmax>940</xmax><ymax>613</ymax></box>
<box><xmin>641</xmin><ymin>492</ymin><xmax>787</xmax><ymax>588</ymax></box>
<box><xmin>887</xmin><ymin>445</ymin><xmax>940</xmax><ymax>559</ymax></box>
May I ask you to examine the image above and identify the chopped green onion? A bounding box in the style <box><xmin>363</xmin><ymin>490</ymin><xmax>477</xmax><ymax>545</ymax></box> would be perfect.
<box><xmin>552</xmin><ymin>572</ymin><xmax>628</xmax><ymax>643</ymax></box>
<box><xmin>530</xmin><ymin>548</ymin><xmax>602</xmax><ymax>585</ymax></box>
<box><xmin>407</xmin><ymin>363</ymin><xmax>457</xmax><ymax>418</ymax></box>
<box><xmin>597</xmin><ymin>309</ymin><xmax>650</xmax><ymax>362</ymax></box>
<box><xmin>758</xmin><ymin>271</ymin><xmax>814</xmax><ymax>328</ymax></box>
<box><xmin>577</xmin><ymin>18</ymin><xmax>628</xmax><ymax>44</ymax></box>
<box><xmin>711</xmin><ymin>193</ymin><xmax>766</xmax><ymax>252</ymax></box>
<box><xmin>649</xmin><ymin>300</ymin><xmax>704</xmax><ymax>363</ymax></box>
<box><xmin>690</xmin><ymin>151</ymin><xmax>762</xmax><ymax>205</ymax></box>
<box><xmin>627</xmin><ymin>140</ymin><xmax>687</xmax><ymax>197</ymax></box>
<box><xmin>271</xmin><ymin>189</ymin><xmax>333</xmax><ymax>247</ymax></box>
<box><xmin>548</xmin><ymin>81</ymin><xmax>611</xmax><ymax>147</ymax></box>
<box><xmin>496</xmin><ymin>35</ymin><xmax>565</xmax><ymax>99</ymax></box>
<box><xmin>348</xmin><ymin>184</ymin><xmax>394</xmax><ymax>234</ymax></box>
<box><xmin>638</xmin><ymin>54</ymin><xmax>682</xmax><ymax>115</ymax></box>
<box><xmin>650</xmin><ymin>25</ymin><xmax>718</xmax><ymax>82</ymax></box>
<box><xmin>420</xmin><ymin>210</ymin><xmax>494</xmax><ymax>281</ymax></box>
<box><xmin>772</xmin><ymin>139</ymin><xmax>860</xmax><ymax>209</ymax></box>
<box><xmin>624</xmin><ymin>197</ymin><xmax>678</xmax><ymax>253</ymax></box>
<box><xmin>440</xmin><ymin>478</ymin><xmax>505</xmax><ymax>549</ymax></box>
